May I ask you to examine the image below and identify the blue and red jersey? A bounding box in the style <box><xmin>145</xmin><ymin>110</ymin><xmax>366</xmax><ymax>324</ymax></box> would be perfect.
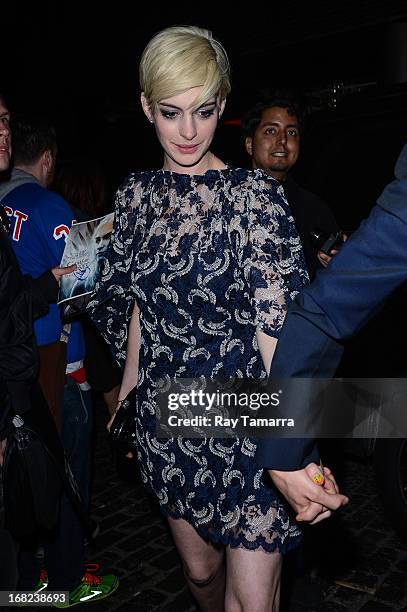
<box><xmin>0</xmin><ymin>172</ymin><xmax>85</xmax><ymax>363</ymax></box>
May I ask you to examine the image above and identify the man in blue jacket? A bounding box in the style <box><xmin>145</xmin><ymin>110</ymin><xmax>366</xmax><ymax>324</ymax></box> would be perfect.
<box><xmin>256</xmin><ymin>143</ymin><xmax>407</xmax><ymax>523</ymax></box>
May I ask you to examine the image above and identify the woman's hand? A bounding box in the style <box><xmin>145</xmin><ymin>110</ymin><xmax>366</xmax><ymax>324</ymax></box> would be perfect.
<box><xmin>107</xmin><ymin>401</ymin><xmax>134</xmax><ymax>459</ymax></box>
<box><xmin>269</xmin><ymin>462</ymin><xmax>348</xmax><ymax>526</ymax></box>
<box><xmin>302</xmin><ymin>462</ymin><xmax>342</xmax><ymax>524</ymax></box>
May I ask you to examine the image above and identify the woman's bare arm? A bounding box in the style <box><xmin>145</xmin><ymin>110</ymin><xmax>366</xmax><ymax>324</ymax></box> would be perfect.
<box><xmin>118</xmin><ymin>301</ymin><xmax>141</xmax><ymax>401</ymax></box>
<box><xmin>256</xmin><ymin>330</ymin><xmax>277</xmax><ymax>375</ymax></box>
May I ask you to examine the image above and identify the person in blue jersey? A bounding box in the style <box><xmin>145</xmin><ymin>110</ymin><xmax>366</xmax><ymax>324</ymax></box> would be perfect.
<box><xmin>0</xmin><ymin>110</ymin><xmax>118</xmax><ymax>606</ymax></box>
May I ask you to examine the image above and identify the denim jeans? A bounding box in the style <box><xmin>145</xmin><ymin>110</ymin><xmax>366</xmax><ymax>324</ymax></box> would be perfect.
<box><xmin>61</xmin><ymin>377</ymin><xmax>93</xmax><ymax>511</ymax></box>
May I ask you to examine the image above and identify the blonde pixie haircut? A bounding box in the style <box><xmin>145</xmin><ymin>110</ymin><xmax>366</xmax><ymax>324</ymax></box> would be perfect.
<box><xmin>139</xmin><ymin>25</ymin><xmax>231</xmax><ymax>111</ymax></box>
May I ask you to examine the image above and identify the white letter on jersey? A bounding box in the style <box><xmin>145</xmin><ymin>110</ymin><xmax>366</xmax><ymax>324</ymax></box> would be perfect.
<box><xmin>12</xmin><ymin>210</ymin><xmax>28</xmax><ymax>241</ymax></box>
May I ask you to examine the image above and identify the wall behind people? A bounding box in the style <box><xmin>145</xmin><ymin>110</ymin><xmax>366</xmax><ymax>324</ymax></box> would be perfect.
<box><xmin>288</xmin><ymin>97</ymin><xmax>407</xmax><ymax>231</ymax></box>
<box><xmin>291</xmin><ymin>97</ymin><xmax>407</xmax><ymax>378</ymax></box>
<box><xmin>53</xmin><ymin>157</ymin><xmax>112</xmax><ymax>217</ymax></box>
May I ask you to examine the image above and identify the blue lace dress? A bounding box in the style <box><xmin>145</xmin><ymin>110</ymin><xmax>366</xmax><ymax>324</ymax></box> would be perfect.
<box><xmin>89</xmin><ymin>167</ymin><xmax>309</xmax><ymax>553</ymax></box>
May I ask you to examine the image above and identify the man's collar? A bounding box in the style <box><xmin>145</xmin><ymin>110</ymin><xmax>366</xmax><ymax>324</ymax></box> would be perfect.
<box><xmin>11</xmin><ymin>167</ymin><xmax>41</xmax><ymax>185</ymax></box>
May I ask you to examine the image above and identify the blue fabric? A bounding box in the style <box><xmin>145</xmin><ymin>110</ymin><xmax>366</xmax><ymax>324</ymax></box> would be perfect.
<box><xmin>90</xmin><ymin>168</ymin><xmax>308</xmax><ymax>553</ymax></box>
<box><xmin>1</xmin><ymin>180</ymin><xmax>85</xmax><ymax>363</ymax></box>
<box><xmin>256</xmin><ymin>143</ymin><xmax>407</xmax><ymax>470</ymax></box>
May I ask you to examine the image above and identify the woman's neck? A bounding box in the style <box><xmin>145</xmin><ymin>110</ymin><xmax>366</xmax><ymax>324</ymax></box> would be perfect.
<box><xmin>162</xmin><ymin>152</ymin><xmax>226</xmax><ymax>175</ymax></box>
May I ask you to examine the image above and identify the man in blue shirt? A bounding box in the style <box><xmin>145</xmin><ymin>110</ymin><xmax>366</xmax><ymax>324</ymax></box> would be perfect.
<box><xmin>256</xmin><ymin>143</ymin><xmax>407</xmax><ymax>524</ymax></box>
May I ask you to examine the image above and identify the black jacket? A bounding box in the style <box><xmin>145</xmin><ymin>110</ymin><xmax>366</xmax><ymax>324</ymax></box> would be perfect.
<box><xmin>283</xmin><ymin>176</ymin><xmax>339</xmax><ymax>281</ymax></box>
<box><xmin>0</xmin><ymin>221</ymin><xmax>58</xmax><ymax>434</ymax></box>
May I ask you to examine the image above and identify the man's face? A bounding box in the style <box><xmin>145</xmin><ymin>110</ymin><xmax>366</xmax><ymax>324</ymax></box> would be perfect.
<box><xmin>245</xmin><ymin>106</ymin><xmax>300</xmax><ymax>181</ymax></box>
<box><xmin>0</xmin><ymin>100</ymin><xmax>11</xmax><ymax>172</ymax></box>
<box><xmin>94</xmin><ymin>221</ymin><xmax>112</xmax><ymax>255</ymax></box>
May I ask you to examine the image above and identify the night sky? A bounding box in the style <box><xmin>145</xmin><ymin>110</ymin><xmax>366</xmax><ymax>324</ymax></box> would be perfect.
<box><xmin>3</xmin><ymin>1</ymin><xmax>407</xmax><ymax>228</ymax></box>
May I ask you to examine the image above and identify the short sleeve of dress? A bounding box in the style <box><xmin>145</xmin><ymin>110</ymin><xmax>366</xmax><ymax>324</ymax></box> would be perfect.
<box><xmin>235</xmin><ymin>172</ymin><xmax>309</xmax><ymax>338</ymax></box>
<box><xmin>87</xmin><ymin>173</ymin><xmax>145</xmax><ymax>367</ymax></box>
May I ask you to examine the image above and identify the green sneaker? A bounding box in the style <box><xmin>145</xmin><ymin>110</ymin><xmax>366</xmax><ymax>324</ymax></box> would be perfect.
<box><xmin>53</xmin><ymin>564</ymin><xmax>119</xmax><ymax>608</ymax></box>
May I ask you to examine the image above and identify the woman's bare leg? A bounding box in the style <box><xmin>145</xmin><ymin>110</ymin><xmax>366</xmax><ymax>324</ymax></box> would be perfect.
<box><xmin>168</xmin><ymin>517</ymin><xmax>225</xmax><ymax>612</ymax></box>
<box><xmin>225</xmin><ymin>546</ymin><xmax>282</xmax><ymax>612</ymax></box>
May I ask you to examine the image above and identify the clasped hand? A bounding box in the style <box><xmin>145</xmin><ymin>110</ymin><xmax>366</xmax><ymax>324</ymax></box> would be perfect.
<box><xmin>269</xmin><ymin>463</ymin><xmax>349</xmax><ymax>525</ymax></box>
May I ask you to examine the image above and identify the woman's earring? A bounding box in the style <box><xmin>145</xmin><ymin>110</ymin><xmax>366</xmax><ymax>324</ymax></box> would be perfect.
<box><xmin>149</xmin><ymin>119</ymin><xmax>154</xmax><ymax>124</ymax></box>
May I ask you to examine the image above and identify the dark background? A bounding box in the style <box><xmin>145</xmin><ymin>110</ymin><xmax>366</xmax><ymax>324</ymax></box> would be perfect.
<box><xmin>3</xmin><ymin>0</ymin><xmax>407</xmax><ymax>229</ymax></box>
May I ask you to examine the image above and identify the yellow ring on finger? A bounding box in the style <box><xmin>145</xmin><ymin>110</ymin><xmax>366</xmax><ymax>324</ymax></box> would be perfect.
<box><xmin>312</xmin><ymin>472</ymin><xmax>325</xmax><ymax>486</ymax></box>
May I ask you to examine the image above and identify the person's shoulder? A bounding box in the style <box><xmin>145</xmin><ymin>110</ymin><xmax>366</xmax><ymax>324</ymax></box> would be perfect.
<box><xmin>286</xmin><ymin>176</ymin><xmax>324</xmax><ymax>203</ymax></box>
<box><xmin>119</xmin><ymin>170</ymin><xmax>158</xmax><ymax>188</ymax></box>
<box><xmin>11</xmin><ymin>184</ymin><xmax>73</xmax><ymax>228</ymax></box>
<box><xmin>114</xmin><ymin>171</ymin><xmax>158</xmax><ymax>214</ymax></box>
<box><xmin>116</xmin><ymin>170</ymin><xmax>157</xmax><ymax>197</ymax></box>
<box><xmin>17</xmin><ymin>182</ymin><xmax>72</xmax><ymax>210</ymax></box>
<box><xmin>226</xmin><ymin>167</ymin><xmax>282</xmax><ymax>195</ymax></box>
<box><xmin>37</xmin><ymin>188</ymin><xmax>74</xmax><ymax>219</ymax></box>
<box><xmin>245</xmin><ymin>168</ymin><xmax>288</xmax><ymax>200</ymax></box>
<box><xmin>287</xmin><ymin>178</ymin><xmax>339</xmax><ymax>232</ymax></box>
<box><xmin>287</xmin><ymin>176</ymin><xmax>335</xmax><ymax>213</ymax></box>
<box><xmin>395</xmin><ymin>142</ymin><xmax>407</xmax><ymax>179</ymax></box>
<box><xmin>3</xmin><ymin>181</ymin><xmax>45</xmax><ymax>208</ymax></box>
<box><xmin>225</xmin><ymin>168</ymin><xmax>289</xmax><ymax>223</ymax></box>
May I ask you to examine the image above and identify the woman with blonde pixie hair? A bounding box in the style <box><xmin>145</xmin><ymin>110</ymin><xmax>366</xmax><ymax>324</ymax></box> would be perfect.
<box><xmin>90</xmin><ymin>25</ymin><xmax>310</xmax><ymax>611</ymax></box>
<box><xmin>139</xmin><ymin>25</ymin><xmax>231</xmax><ymax>111</ymax></box>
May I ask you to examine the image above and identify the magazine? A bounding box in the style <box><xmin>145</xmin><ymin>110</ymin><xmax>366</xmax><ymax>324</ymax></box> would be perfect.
<box><xmin>58</xmin><ymin>212</ymin><xmax>114</xmax><ymax>305</ymax></box>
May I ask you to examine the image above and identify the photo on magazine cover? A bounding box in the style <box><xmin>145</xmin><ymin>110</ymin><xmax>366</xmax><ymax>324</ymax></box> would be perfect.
<box><xmin>58</xmin><ymin>212</ymin><xmax>114</xmax><ymax>304</ymax></box>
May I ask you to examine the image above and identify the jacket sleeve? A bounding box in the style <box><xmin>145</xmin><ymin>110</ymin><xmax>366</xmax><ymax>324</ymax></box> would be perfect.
<box><xmin>23</xmin><ymin>269</ymin><xmax>59</xmax><ymax>319</ymax></box>
<box><xmin>0</xmin><ymin>225</ymin><xmax>59</xmax><ymax>382</ymax></box>
<box><xmin>256</xmin><ymin>153</ymin><xmax>407</xmax><ymax>470</ymax></box>
<box><xmin>0</xmin><ymin>228</ymin><xmax>38</xmax><ymax>384</ymax></box>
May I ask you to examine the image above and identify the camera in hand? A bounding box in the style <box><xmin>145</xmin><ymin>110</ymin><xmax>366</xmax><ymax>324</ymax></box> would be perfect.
<box><xmin>309</xmin><ymin>228</ymin><xmax>344</xmax><ymax>255</ymax></box>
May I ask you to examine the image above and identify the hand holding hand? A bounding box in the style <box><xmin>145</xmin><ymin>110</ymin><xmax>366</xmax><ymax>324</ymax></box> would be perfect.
<box><xmin>299</xmin><ymin>463</ymin><xmax>342</xmax><ymax>524</ymax></box>
<box><xmin>269</xmin><ymin>462</ymin><xmax>349</xmax><ymax>524</ymax></box>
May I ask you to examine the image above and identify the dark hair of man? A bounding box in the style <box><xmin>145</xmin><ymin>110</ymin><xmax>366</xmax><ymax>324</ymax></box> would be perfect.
<box><xmin>241</xmin><ymin>89</ymin><xmax>306</xmax><ymax>140</ymax></box>
<box><xmin>11</xmin><ymin>115</ymin><xmax>57</xmax><ymax>165</ymax></box>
